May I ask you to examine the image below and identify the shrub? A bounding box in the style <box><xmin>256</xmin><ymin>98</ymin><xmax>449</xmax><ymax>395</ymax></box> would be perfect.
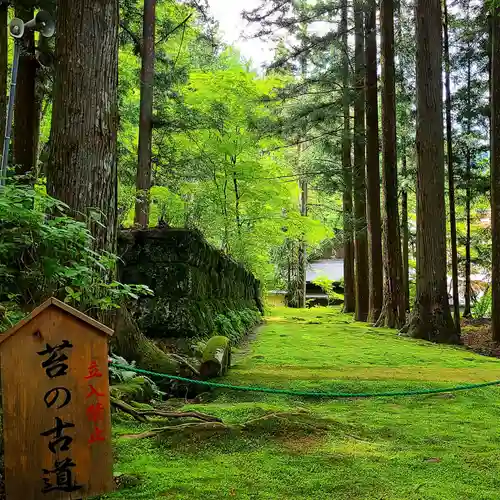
<box><xmin>472</xmin><ymin>286</ymin><xmax>491</xmax><ymax>319</ymax></box>
<box><xmin>213</xmin><ymin>308</ymin><xmax>261</xmax><ymax>344</ymax></box>
<box><xmin>0</xmin><ymin>184</ymin><xmax>151</xmax><ymax>331</ymax></box>
<box><xmin>311</xmin><ymin>276</ymin><xmax>344</xmax><ymax>305</ymax></box>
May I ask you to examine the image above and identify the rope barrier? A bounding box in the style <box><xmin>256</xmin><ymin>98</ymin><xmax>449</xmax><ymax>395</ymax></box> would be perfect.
<box><xmin>109</xmin><ymin>362</ymin><xmax>500</xmax><ymax>399</ymax></box>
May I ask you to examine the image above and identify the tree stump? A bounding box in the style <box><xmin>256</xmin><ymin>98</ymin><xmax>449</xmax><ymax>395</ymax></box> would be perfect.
<box><xmin>199</xmin><ymin>336</ymin><xmax>230</xmax><ymax>379</ymax></box>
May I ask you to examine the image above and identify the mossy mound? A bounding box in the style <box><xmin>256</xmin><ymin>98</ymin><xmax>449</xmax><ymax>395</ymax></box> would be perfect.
<box><xmin>110</xmin><ymin>377</ymin><xmax>158</xmax><ymax>403</ymax></box>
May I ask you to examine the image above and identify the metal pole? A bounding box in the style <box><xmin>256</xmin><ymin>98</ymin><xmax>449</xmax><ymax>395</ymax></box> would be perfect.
<box><xmin>0</xmin><ymin>40</ymin><xmax>21</xmax><ymax>187</ymax></box>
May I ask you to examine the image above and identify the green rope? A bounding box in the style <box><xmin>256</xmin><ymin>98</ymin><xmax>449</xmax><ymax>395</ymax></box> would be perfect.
<box><xmin>109</xmin><ymin>362</ymin><xmax>500</xmax><ymax>399</ymax></box>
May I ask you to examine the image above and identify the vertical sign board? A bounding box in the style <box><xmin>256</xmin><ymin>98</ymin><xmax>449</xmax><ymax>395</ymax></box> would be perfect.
<box><xmin>0</xmin><ymin>298</ymin><xmax>114</xmax><ymax>499</ymax></box>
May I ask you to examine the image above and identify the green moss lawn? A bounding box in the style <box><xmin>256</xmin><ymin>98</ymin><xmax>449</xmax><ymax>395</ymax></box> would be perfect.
<box><xmin>105</xmin><ymin>307</ymin><xmax>500</xmax><ymax>499</ymax></box>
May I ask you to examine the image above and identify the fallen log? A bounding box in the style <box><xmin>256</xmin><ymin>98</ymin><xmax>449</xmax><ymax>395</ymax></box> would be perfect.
<box><xmin>113</xmin><ymin>308</ymin><xmax>196</xmax><ymax>381</ymax></box>
<box><xmin>199</xmin><ymin>336</ymin><xmax>231</xmax><ymax>379</ymax></box>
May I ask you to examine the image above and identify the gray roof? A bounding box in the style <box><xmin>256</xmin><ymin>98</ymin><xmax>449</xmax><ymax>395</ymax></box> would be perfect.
<box><xmin>306</xmin><ymin>259</ymin><xmax>344</xmax><ymax>283</ymax></box>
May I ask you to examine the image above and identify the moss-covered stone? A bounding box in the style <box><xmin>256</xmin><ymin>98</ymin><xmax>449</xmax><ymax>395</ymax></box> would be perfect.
<box><xmin>199</xmin><ymin>336</ymin><xmax>231</xmax><ymax>379</ymax></box>
<box><xmin>118</xmin><ymin>228</ymin><xmax>263</xmax><ymax>340</ymax></box>
<box><xmin>202</xmin><ymin>336</ymin><xmax>230</xmax><ymax>363</ymax></box>
<box><xmin>110</xmin><ymin>377</ymin><xmax>156</xmax><ymax>403</ymax></box>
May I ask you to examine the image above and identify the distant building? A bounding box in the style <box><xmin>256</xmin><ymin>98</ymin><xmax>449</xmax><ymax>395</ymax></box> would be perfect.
<box><xmin>306</xmin><ymin>259</ymin><xmax>344</xmax><ymax>283</ymax></box>
<box><xmin>268</xmin><ymin>258</ymin><xmax>344</xmax><ymax>308</ymax></box>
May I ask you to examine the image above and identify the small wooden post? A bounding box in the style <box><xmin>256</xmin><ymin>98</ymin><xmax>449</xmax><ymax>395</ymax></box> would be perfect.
<box><xmin>0</xmin><ymin>297</ymin><xmax>114</xmax><ymax>499</ymax></box>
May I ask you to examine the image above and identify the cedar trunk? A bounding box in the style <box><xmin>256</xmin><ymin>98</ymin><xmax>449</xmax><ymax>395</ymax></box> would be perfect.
<box><xmin>491</xmin><ymin>7</ymin><xmax>500</xmax><ymax>341</ymax></box>
<box><xmin>341</xmin><ymin>0</ymin><xmax>355</xmax><ymax>313</ymax></box>
<box><xmin>443</xmin><ymin>0</ymin><xmax>461</xmax><ymax>332</ymax></box>
<box><xmin>396</xmin><ymin>1</ymin><xmax>409</xmax><ymax>312</ymax></box>
<box><xmin>464</xmin><ymin>36</ymin><xmax>473</xmax><ymax>318</ymax></box>
<box><xmin>464</xmin><ymin>158</ymin><xmax>472</xmax><ymax>317</ymax></box>
<box><xmin>401</xmin><ymin>151</ymin><xmax>410</xmax><ymax>311</ymax></box>
<box><xmin>365</xmin><ymin>0</ymin><xmax>383</xmax><ymax>323</ymax></box>
<box><xmin>135</xmin><ymin>0</ymin><xmax>156</xmax><ymax>227</ymax></box>
<box><xmin>406</xmin><ymin>0</ymin><xmax>458</xmax><ymax>343</ymax></box>
<box><xmin>297</xmin><ymin>174</ymin><xmax>308</xmax><ymax>309</ymax></box>
<box><xmin>47</xmin><ymin>0</ymin><xmax>119</xmax><ymax>253</ymax></box>
<box><xmin>353</xmin><ymin>0</ymin><xmax>369</xmax><ymax>322</ymax></box>
<box><xmin>378</xmin><ymin>0</ymin><xmax>405</xmax><ymax>328</ymax></box>
<box><xmin>0</xmin><ymin>3</ymin><xmax>6</xmax><ymax>152</ymax></box>
<box><xmin>13</xmin><ymin>6</ymin><xmax>40</xmax><ymax>178</ymax></box>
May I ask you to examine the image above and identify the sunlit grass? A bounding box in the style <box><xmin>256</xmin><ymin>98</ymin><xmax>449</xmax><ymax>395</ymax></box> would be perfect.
<box><xmin>105</xmin><ymin>306</ymin><xmax>500</xmax><ymax>500</ymax></box>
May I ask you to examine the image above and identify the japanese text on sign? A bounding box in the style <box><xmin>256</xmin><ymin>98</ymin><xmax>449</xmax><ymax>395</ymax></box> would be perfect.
<box><xmin>37</xmin><ymin>337</ymin><xmax>82</xmax><ymax>494</ymax></box>
<box><xmin>85</xmin><ymin>360</ymin><xmax>107</xmax><ymax>445</ymax></box>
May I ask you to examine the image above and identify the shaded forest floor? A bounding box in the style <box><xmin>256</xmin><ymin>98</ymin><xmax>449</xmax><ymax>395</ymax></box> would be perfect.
<box><xmin>461</xmin><ymin>318</ymin><xmax>500</xmax><ymax>357</ymax></box>
<box><xmin>104</xmin><ymin>307</ymin><xmax>500</xmax><ymax>500</ymax></box>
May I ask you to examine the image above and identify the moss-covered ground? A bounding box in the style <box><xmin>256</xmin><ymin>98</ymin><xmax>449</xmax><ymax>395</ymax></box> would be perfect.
<box><xmin>105</xmin><ymin>307</ymin><xmax>500</xmax><ymax>499</ymax></box>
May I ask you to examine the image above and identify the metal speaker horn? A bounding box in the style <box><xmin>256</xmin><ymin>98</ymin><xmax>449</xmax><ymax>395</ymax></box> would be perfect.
<box><xmin>9</xmin><ymin>18</ymin><xmax>25</xmax><ymax>39</ymax></box>
<box><xmin>25</xmin><ymin>11</ymin><xmax>55</xmax><ymax>38</ymax></box>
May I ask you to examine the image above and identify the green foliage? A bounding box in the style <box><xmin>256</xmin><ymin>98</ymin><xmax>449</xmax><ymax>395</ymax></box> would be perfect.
<box><xmin>472</xmin><ymin>287</ymin><xmax>491</xmax><ymax>319</ymax></box>
<box><xmin>213</xmin><ymin>308</ymin><xmax>261</xmax><ymax>344</ymax></box>
<box><xmin>312</xmin><ymin>276</ymin><xmax>344</xmax><ymax>305</ymax></box>
<box><xmin>0</xmin><ymin>185</ymin><xmax>151</xmax><ymax>332</ymax></box>
<box><xmin>116</xmin><ymin>5</ymin><xmax>332</xmax><ymax>286</ymax></box>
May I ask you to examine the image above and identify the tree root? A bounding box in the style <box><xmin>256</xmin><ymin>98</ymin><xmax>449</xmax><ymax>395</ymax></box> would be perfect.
<box><xmin>111</xmin><ymin>397</ymin><xmax>222</xmax><ymax>423</ymax></box>
<box><xmin>111</xmin><ymin>397</ymin><xmax>149</xmax><ymax>422</ymax></box>
<box><xmin>138</xmin><ymin>410</ymin><xmax>222</xmax><ymax>422</ymax></box>
<box><xmin>169</xmin><ymin>352</ymin><xmax>200</xmax><ymax>377</ymax></box>
<box><xmin>118</xmin><ymin>410</ymin><xmax>333</xmax><ymax>440</ymax></box>
<box><xmin>121</xmin><ymin>422</ymin><xmax>233</xmax><ymax>439</ymax></box>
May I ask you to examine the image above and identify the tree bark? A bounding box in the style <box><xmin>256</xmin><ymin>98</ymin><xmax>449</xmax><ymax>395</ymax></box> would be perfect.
<box><xmin>135</xmin><ymin>0</ymin><xmax>156</xmax><ymax>227</ymax></box>
<box><xmin>401</xmin><ymin>151</ymin><xmax>410</xmax><ymax>311</ymax></box>
<box><xmin>377</xmin><ymin>0</ymin><xmax>405</xmax><ymax>328</ymax></box>
<box><xmin>464</xmin><ymin>24</ymin><xmax>473</xmax><ymax>319</ymax></box>
<box><xmin>406</xmin><ymin>0</ymin><xmax>459</xmax><ymax>343</ymax></box>
<box><xmin>491</xmin><ymin>7</ymin><xmax>500</xmax><ymax>341</ymax></box>
<box><xmin>341</xmin><ymin>0</ymin><xmax>355</xmax><ymax>313</ymax></box>
<box><xmin>47</xmin><ymin>0</ymin><xmax>119</xmax><ymax>253</ymax></box>
<box><xmin>365</xmin><ymin>0</ymin><xmax>383</xmax><ymax>324</ymax></box>
<box><xmin>297</xmin><ymin>170</ymin><xmax>308</xmax><ymax>308</ymax></box>
<box><xmin>13</xmin><ymin>5</ymin><xmax>40</xmax><ymax>178</ymax></box>
<box><xmin>0</xmin><ymin>3</ymin><xmax>7</xmax><ymax>157</ymax></box>
<box><xmin>443</xmin><ymin>0</ymin><xmax>461</xmax><ymax>332</ymax></box>
<box><xmin>396</xmin><ymin>0</ymin><xmax>409</xmax><ymax>313</ymax></box>
<box><xmin>233</xmin><ymin>168</ymin><xmax>242</xmax><ymax>235</ymax></box>
<box><xmin>353</xmin><ymin>0</ymin><xmax>369</xmax><ymax>322</ymax></box>
<box><xmin>464</xmin><ymin>154</ymin><xmax>472</xmax><ymax>317</ymax></box>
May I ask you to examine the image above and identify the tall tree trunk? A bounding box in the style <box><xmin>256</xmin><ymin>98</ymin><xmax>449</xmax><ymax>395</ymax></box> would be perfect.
<box><xmin>377</xmin><ymin>0</ymin><xmax>405</xmax><ymax>328</ymax></box>
<box><xmin>297</xmin><ymin>170</ymin><xmax>308</xmax><ymax>308</ymax></box>
<box><xmin>232</xmin><ymin>169</ymin><xmax>241</xmax><ymax>236</ymax></box>
<box><xmin>341</xmin><ymin>0</ymin><xmax>355</xmax><ymax>313</ymax></box>
<box><xmin>47</xmin><ymin>0</ymin><xmax>119</xmax><ymax>253</ymax></box>
<box><xmin>0</xmin><ymin>2</ymin><xmax>7</xmax><ymax>156</ymax></box>
<box><xmin>464</xmin><ymin>26</ymin><xmax>473</xmax><ymax>318</ymax></box>
<box><xmin>464</xmin><ymin>151</ymin><xmax>472</xmax><ymax>317</ymax></box>
<box><xmin>492</xmin><ymin>7</ymin><xmax>500</xmax><ymax>342</ymax></box>
<box><xmin>13</xmin><ymin>6</ymin><xmax>40</xmax><ymax>178</ymax></box>
<box><xmin>135</xmin><ymin>0</ymin><xmax>156</xmax><ymax>227</ymax></box>
<box><xmin>353</xmin><ymin>0</ymin><xmax>369</xmax><ymax>322</ymax></box>
<box><xmin>396</xmin><ymin>0</ymin><xmax>410</xmax><ymax>312</ymax></box>
<box><xmin>443</xmin><ymin>0</ymin><xmax>461</xmax><ymax>332</ymax></box>
<box><xmin>365</xmin><ymin>0</ymin><xmax>383</xmax><ymax>324</ymax></box>
<box><xmin>406</xmin><ymin>0</ymin><xmax>458</xmax><ymax>343</ymax></box>
<box><xmin>401</xmin><ymin>150</ymin><xmax>410</xmax><ymax>311</ymax></box>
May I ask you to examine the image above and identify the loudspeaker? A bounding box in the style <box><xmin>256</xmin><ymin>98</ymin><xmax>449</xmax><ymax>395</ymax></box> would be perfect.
<box><xmin>8</xmin><ymin>18</ymin><xmax>24</xmax><ymax>39</ymax></box>
<box><xmin>24</xmin><ymin>11</ymin><xmax>55</xmax><ymax>38</ymax></box>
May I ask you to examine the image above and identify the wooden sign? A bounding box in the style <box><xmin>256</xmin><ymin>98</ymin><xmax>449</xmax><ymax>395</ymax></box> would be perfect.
<box><xmin>0</xmin><ymin>298</ymin><xmax>115</xmax><ymax>499</ymax></box>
